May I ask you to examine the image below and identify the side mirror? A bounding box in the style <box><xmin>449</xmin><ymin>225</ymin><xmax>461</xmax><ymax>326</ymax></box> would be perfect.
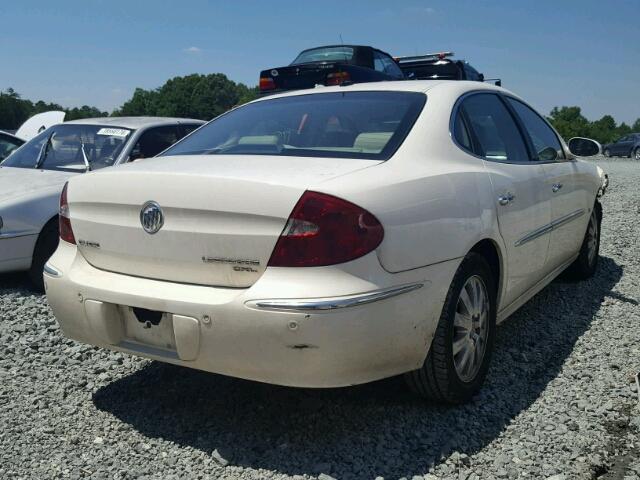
<box><xmin>568</xmin><ymin>137</ymin><xmax>601</xmax><ymax>157</ymax></box>
<box><xmin>538</xmin><ymin>146</ymin><xmax>559</xmax><ymax>161</ymax></box>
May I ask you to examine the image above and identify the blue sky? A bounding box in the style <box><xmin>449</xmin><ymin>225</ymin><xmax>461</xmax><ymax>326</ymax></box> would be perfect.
<box><xmin>1</xmin><ymin>0</ymin><xmax>638</xmax><ymax>123</ymax></box>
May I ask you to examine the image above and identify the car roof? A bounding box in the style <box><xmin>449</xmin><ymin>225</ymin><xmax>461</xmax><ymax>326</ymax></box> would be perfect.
<box><xmin>252</xmin><ymin>79</ymin><xmax>510</xmax><ymax>102</ymax></box>
<box><xmin>298</xmin><ymin>44</ymin><xmax>370</xmax><ymax>52</ymax></box>
<box><xmin>63</xmin><ymin>116</ymin><xmax>205</xmax><ymax>129</ymax></box>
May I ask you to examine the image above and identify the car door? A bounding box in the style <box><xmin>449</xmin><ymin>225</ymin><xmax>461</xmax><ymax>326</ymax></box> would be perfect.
<box><xmin>505</xmin><ymin>97</ymin><xmax>587</xmax><ymax>270</ymax></box>
<box><xmin>458</xmin><ymin>92</ymin><xmax>552</xmax><ymax>307</ymax></box>
<box><xmin>613</xmin><ymin>136</ymin><xmax>630</xmax><ymax>156</ymax></box>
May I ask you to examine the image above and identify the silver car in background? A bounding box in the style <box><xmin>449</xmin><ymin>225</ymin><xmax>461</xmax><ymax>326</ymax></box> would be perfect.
<box><xmin>0</xmin><ymin>116</ymin><xmax>204</xmax><ymax>289</ymax></box>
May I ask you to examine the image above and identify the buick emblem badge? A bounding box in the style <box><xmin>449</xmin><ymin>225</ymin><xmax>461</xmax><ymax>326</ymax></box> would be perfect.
<box><xmin>140</xmin><ymin>201</ymin><xmax>164</xmax><ymax>234</ymax></box>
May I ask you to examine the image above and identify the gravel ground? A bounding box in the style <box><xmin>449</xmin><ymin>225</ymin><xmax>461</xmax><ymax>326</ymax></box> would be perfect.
<box><xmin>1</xmin><ymin>157</ymin><xmax>639</xmax><ymax>480</ymax></box>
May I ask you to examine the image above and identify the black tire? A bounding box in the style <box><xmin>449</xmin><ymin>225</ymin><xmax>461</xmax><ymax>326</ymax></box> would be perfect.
<box><xmin>604</xmin><ymin>149</ymin><xmax>611</xmax><ymax>158</ymax></box>
<box><xmin>565</xmin><ymin>203</ymin><xmax>601</xmax><ymax>280</ymax></box>
<box><xmin>404</xmin><ymin>252</ymin><xmax>497</xmax><ymax>403</ymax></box>
<box><xmin>634</xmin><ymin>147</ymin><xmax>640</xmax><ymax>161</ymax></box>
<box><xmin>29</xmin><ymin>219</ymin><xmax>59</xmax><ymax>291</ymax></box>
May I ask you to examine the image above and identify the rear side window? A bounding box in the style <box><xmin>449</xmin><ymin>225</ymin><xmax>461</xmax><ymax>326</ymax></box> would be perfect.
<box><xmin>453</xmin><ymin>113</ymin><xmax>472</xmax><ymax>151</ymax></box>
<box><xmin>506</xmin><ymin>98</ymin><xmax>565</xmax><ymax>161</ymax></box>
<box><xmin>460</xmin><ymin>93</ymin><xmax>528</xmax><ymax>163</ymax></box>
<box><xmin>373</xmin><ymin>51</ymin><xmax>404</xmax><ymax>78</ymax></box>
<box><xmin>162</xmin><ymin>91</ymin><xmax>427</xmax><ymax>161</ymax></box>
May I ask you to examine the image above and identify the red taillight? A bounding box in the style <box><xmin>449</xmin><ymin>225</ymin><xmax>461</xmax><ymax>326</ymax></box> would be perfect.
<box><xmin>325</xmin><ymin>71</ymin><xmax>351</xmax><ymax>86</ymax></box>
<box><xmin>259</xmin><ymin>77</ymin><xmax>276</xmax><ymax>91</ymax></box>
<box><xmin>59</xmin><ymin>182</ymin><xmax>76</xmax><ymax>245</ymax></box>
<box><xmin>268</xmin><ymin>191</ymin><xmax>383</xmax><ymax>267</ymax></box>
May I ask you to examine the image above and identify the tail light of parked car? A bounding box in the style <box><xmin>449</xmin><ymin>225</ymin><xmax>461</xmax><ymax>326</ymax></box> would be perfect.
<box><xmin>259</xmin><ymin>77</ymin><xmax>276</xmax><ymax>92</ymax></box>
<box><xmin>268</xmin><ymin>191</ymin><xmax>384</xmax><ymax>267</ymax></box>
<box><xmin>59</xmin><ymin>182</ymin><xmax>76</xmax><ymax>245</ymax></box>
<box><xmin>325</xmin><ymin>71</ymin><xmax>351</xmax><ymax>86</ymax></box>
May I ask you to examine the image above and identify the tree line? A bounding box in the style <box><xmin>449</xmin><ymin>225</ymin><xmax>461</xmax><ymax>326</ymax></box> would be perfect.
<box><xmin>1</xmin><ymin>76</ymin><xmax>637</xmax><ymax>146</ymax></box>
<box><xmin>0</xmin><ymin>73</ymin><xmax>257</xmax><ymax>132</ymax></box>
<box><xmin>0</xmin><ymin>88</ymin><xmax>108</xmax><ymax>131</ymax></box>
<box><xmin>547</xmin><ymin>107</ymin><xmax>640</xmax><ymax>145</ymax></box>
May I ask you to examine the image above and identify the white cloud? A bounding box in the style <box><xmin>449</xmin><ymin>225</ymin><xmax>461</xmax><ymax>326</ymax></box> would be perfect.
<box><xmin>183</xmin><ymin>46</ymin><xmax>202</xmax><ymax>54</ymax></box>
<box><xmin>406</xmin><ymin>6</ymin><xmax>435</xmax><ymax>15</ymax></box>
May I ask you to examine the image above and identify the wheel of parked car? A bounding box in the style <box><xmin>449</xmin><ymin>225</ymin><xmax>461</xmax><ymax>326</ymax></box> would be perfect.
<box><xmin>566</xmin><ymin>203</ymin><xmax>601</xmax><ymax>280</ymax></box>
<box><xmin>29</xmin><ymin>219</ymin><xmax>59</xmax><ymax>291</ymax></box>
<box><xmin>405</xmin><ymin>252</ymin><xmax>496</xmax><ymax>403</ymax></box>
<box><xmin>634</xmin><ymin>147</ymin><xmax>640</xmax><ymax>161</ymax></box>
<box><xmin>603</xmin><ymin>148</ymin><xmax>611</xmax><ymax>157</ymax></box>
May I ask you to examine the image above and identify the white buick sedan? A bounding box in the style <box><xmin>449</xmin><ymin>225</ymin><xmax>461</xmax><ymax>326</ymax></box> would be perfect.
<box><xmin>46</xmin><ymin>81</ymin><xmax>606</xmax><ymax>403</ymax></box>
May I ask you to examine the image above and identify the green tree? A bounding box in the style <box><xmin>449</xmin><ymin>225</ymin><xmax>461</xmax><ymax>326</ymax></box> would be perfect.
<box><xmin>113</xmin><ymin>73</ymin><xmax>258</xmax><ymax>120</ymax></box>
<box><xmin>0</xmin><ymin>88</ymin><xmax>105</xmax><ymax>130</ymax></box>
<box><xmin>547</xmin><ymin>106</ymin><xmax>590</xmax><ymax>140</ymax></box>
<box><xmin>114</xmin><ymin>88</ymin><xmax>159</xmax><ymax>116</ymax></box>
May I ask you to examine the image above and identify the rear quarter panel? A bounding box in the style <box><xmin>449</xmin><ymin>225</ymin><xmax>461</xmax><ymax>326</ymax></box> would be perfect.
<box><xmin>315</xmin><ymin>83</ymin><xmax>505</xmax><ymax>273</ymax></box>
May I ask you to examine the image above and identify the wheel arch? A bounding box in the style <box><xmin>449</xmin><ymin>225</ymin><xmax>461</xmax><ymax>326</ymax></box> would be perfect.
<box><xmin>31</xmin><ymin>215</ymin><xmax>59</xmax><ymax>266</ymax></box>
<box><xmin>468</xmin><ymin>238</ymin><xmax>505</xmax><ymax>309</ymax></box>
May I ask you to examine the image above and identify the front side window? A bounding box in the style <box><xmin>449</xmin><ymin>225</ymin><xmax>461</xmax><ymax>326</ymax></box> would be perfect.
<box><xmin>291</xmin><ymin>47</ymin><xmax>354</xmax><ymax>65</ymax></box>
<box><xmin>507</xmin><ymin>98</ymin><xmax>564</xmax><ymax>161</ymax></box>
<box><xmin>129</xmin><ymin>126</ymin><xmax>182</xmax><ymax>161</ymax></box>
<box><xmin>460</xmin><ymin>93</ymin><xmax>528</xmax><ymax>163</ymax></box>
<box><xmin>162</xmin><ymin>92</ymin><xmax>426</xmax><ymax>161</ymax></box>
<box><xmin>1</xmin><ymin>124</ymin><xmax>132</xmax><ymax>171</ymax></box>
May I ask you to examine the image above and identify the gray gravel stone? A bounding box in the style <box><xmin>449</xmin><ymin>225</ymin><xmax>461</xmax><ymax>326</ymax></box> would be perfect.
<box><xmin>0</xmin><ymin>157</ymin><xmax>639</xmax><ymax>479</ymax></box>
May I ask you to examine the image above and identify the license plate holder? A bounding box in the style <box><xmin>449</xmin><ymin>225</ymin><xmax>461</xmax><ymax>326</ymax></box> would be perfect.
<box><xmin>121</xmin><ymin>306</ymin><xmax>176</xmax><ymax>350</ymax></box>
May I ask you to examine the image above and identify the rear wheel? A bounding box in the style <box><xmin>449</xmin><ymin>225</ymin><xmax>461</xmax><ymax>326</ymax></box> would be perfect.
<box><xmin>634</xmin><ymin>147</ymin><xmax>640</xmax><ymax>161</ymax></box>
<box><xmin>29</xmin><ymin>219</ymin><xmax>59</xmax><ymax>292</ymax></box>
<box><xmin>565</xmin><ymin>204</ymin><xmax>600</xmax><ymax>280</ymax></box>
<box><xmin>405</xmin><ymin>253</ymin><xmax>496</xmax><ymax>403</ymax></box>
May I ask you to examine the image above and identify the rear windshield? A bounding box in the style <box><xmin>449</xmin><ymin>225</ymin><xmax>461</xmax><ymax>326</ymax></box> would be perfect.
<box><xmin>291</xmin><ymin>47</ymin><xmax>354</xmax><ymax>65</ymax></box>
<box><xmin>161</xmin><ymin>91</ymin><xmax>426</xmax><ymax>161</ymax></box>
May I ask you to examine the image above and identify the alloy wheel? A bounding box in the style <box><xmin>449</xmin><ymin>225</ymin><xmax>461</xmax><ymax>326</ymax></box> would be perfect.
<box><xmin>635</xmin><ymin>149</ymin><xmax>640</xmax><ymax>161</ymax></box>
<box><xmin>452</xmin><ymin>275</ymin><xmax>489</xmax><ymax>382</ymax></box>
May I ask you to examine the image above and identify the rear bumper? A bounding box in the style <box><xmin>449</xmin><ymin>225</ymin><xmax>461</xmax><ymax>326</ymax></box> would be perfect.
<box><xmin>45</xmin><ymin>242</ymin><xmax>460</xmax><ymax>387</ymax></box>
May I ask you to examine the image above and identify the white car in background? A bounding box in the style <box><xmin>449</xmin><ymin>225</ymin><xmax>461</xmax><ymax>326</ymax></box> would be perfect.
<box><xmin>0</xmin><ymin>130</ymin><xmax>25</xmax><ymax>162</ymax></box>
<box><xmin>0</xmin><ymin>116</ymin><xmax>204</xmax><ymax>289</ymax></box>
<box><xmin>46</xmin><ymin>81</ymin><xmax>606</xmax><ymax>403</ymax></box>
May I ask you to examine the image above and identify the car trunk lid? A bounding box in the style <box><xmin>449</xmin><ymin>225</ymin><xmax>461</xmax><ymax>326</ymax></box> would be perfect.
<box><xmin>260</xmin><ymin>62</ymin><xmax>348</xmax><ymax>92</ymax></box>
<box><xmin>67</xmin><ymin>154</ymin><xmax>379</xmax><ymax>287</ymax></box>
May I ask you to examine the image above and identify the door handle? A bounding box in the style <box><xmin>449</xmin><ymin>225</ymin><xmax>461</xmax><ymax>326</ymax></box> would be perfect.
<box><xmin>552</xmin><ymin>183</ymin><xmax>563</xmax><ymax>193</ymax></box>
<box><xmin>498</xmin><ymin>192</ymin><xmax>515</xmax><ymax>206</ymax></box>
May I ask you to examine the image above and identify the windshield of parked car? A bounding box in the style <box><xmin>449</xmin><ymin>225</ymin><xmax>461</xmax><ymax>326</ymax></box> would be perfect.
<box><xmin>161</xmin><ymin>92</ymin><xmax>426</xmax><ymax>161</ymax></box>
<box><xmin>291</xmin><ymin>47</ymin><xmax>355</xmax><ymax>65</ymax></box>
<box><xmin>1</xmin><ymin>124</ymin><xmax>132</xmax><ymax>171</ymax></box>
<box><xmin>0</xmin><ymin>134</ymin><xmax>24</xmax><ymax>161</ymax></box>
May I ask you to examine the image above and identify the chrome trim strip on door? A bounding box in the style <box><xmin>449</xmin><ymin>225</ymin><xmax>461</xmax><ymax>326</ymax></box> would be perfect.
<box><xmin>247</xmin><ymin>283</ymin><xmax>424</xmax><ymax>311</ymax></box>
<box><xmin>0</xmin><ymin>230</ymin><xmax>38</xmax><ymax>240</ymax></box>
<box><xmin>515</xmin><ymin>208</ymin><xmax>586</xmax><ymax>247</ymax></box>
